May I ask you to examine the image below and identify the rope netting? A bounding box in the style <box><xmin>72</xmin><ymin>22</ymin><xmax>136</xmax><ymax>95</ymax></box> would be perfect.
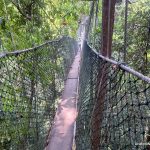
<box><xmin>0</xmin><ymin>36</ymin><xmax>78</xmax><ymax>149</ymax></box>
<box><xmin>76</xmin><ymin>42</ymin><xmax>150</xmax><ymax>150</ymax></box>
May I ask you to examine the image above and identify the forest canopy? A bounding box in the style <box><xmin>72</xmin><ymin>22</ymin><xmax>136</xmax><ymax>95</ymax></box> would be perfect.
<box><xmin>0</xmin><ymin>0</ymin><xmax>89</xmax><ymax>51</ymax></box>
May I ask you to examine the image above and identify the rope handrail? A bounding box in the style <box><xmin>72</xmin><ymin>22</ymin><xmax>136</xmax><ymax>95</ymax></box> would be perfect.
<box><xmin>87</xmin><ymin>42</ymin><xmax>150</xmax><ymax>84</ymax></box>
<box><xmin>0</xmin><ymin>36</ymin><xmax>72</xmax><ymax>58</ymax></box>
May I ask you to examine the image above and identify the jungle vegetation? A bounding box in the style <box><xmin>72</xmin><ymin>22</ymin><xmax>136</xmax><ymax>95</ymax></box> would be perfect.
<box><xmin>0</xmin><ymin>0</ymin><xmax>150</xmax><ymax>149</ymax></box>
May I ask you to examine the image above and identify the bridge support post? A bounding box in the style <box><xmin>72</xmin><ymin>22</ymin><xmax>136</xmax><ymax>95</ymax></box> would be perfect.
<box><xmin>91</xmin><ymin>0</ymin><xmax>116</xmax><ymax>149</ymax></box>
<box><xmin>101</xmin><ymin>0</ymin><xmax>116</xmax><ymax>57</ymax></box>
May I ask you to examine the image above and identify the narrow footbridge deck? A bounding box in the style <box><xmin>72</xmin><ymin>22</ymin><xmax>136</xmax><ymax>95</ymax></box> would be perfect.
<box><xmin>46</xmin><ymin>50</ymin><xmax>81</xmax><ymax>150</ymax></box>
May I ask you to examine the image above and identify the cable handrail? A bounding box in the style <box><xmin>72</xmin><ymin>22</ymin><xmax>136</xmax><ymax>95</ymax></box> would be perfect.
<box><xmin>86</xmin><ymin>41</ymin><xmax>150</xmax><ymax>83</ymax></box>
<box><xmin>0</xmin><ymin>36</ymin><xmax>73</xmax><ymax>58</ymax></box>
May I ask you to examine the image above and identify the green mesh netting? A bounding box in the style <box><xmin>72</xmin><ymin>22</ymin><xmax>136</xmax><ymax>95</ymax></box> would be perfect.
<box><xmin>76</xmin><ymin>42</ymin><xmax>150</xmax><ymax>150</ymax></box>
<box><xmin>0</xmin><ymin>36</ymin><xmax>78</xmax><ymax>150</ymax></box>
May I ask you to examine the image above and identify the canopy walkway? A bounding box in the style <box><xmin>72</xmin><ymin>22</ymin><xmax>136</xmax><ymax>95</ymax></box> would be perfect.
<box><xmin>0</xmin><ymin>1</ymin><xmax>150</xmax><ymax>150</ymax></box>
<box><xmin>0</xmin><ymin>34</ymin><xmax>150</xmax><ymax>150</ymax></box>
<box><xmin>0</xmin><ymin>36</ymin><xmax>150</xmax><ymax>150</ymax></box>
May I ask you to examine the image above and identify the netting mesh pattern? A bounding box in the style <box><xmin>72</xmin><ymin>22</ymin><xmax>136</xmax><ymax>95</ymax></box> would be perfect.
<box><xmin>0</xmin><ymin>37</ymin><xmax>78</xmax><ymax>150</ymax></box>
<box><xmin>76</xmin><ymin>42</ymin><xmax>150</xmax><ymax>150</ymax></box>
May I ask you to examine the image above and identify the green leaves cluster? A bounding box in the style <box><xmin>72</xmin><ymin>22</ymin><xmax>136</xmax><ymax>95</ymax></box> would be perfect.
<box><xmin>0</xmin><ymin>0</ymin><xmax>89</xmax><ymax>52</ymax></box>
<box><xmin>113</xmin><ymin>0</ymin><xmax>150</xmax><ymax>74</ymax></box>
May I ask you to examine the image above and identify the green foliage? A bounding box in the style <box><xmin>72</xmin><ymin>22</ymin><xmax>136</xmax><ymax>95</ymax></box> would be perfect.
<box><xmin>113</xmin><ymin>0</ymin><xmax>150</xmax><ymax>74</ymax></box>
<box><xmin>0</xmin><ymin>0</ymin><xmax>89</xmax><ymax>52</ymax></box>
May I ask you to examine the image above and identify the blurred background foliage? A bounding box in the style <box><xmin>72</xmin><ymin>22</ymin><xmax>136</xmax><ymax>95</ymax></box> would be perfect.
<box><xmin>0</xmin><ymin>0</ymin><xmax>90</xmax><ymax>51</ymax></box>
<box><xmin>112</xmin><ymin>0</ymin><xmax>150</xmax><ymax>74</ymax></box>
<box><xmin>88</xmin><ymin>0</ymin><xmax>150</xmax><ymax>75</ymax></box>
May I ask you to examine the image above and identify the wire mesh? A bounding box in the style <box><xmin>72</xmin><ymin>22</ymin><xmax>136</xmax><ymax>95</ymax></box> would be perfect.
<box><xmin>0</xmin><ymin>36</ymin><xmax>78</xmax><ymax>150</ymax></box>
<box><xmin>76</xmin><ymin>41</ymin><xmax>150</xmax><ymax>150</ymax></box>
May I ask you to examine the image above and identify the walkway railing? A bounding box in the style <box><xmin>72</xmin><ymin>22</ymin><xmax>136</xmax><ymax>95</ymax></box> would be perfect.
<box><xmin>76</xmin><ymin>41</ymin><xmax>150</xmax><ymax>150</ymax></box>
<box><xmin>0</xmin><ymin>37</ymin><xmax>78</xmax><ymax>150</ymax></box>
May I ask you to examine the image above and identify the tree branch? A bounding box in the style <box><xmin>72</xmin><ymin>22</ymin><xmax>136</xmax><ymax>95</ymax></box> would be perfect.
<box><xmin>11</xmin><ymin>0</ymin><xmax>32</xmax><ymax>20</ymax></box>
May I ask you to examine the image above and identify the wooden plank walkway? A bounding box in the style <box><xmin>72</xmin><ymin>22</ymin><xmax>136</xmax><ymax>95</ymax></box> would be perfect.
<box><xmin>45</xmin><ymin>50</ymin><xmax>81</xmax><ymax>150</ymax></box>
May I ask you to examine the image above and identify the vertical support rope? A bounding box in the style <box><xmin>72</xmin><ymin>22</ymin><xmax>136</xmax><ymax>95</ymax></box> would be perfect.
<box><xmin>124</xmin><ymin>0</ymin><xmax>128</xmax><ymax>62</ymax></box>
<box><xmin>85</xmin><ymin>1</ymin><xmax>95</xmax><ymax>40</ymax></box>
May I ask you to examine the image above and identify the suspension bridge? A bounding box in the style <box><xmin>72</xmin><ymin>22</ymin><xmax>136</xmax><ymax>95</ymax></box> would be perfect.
<box><xmin>0</xmin><ymin>0</ymin><xmax>150</xmax><ymax>150</ymax></box>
